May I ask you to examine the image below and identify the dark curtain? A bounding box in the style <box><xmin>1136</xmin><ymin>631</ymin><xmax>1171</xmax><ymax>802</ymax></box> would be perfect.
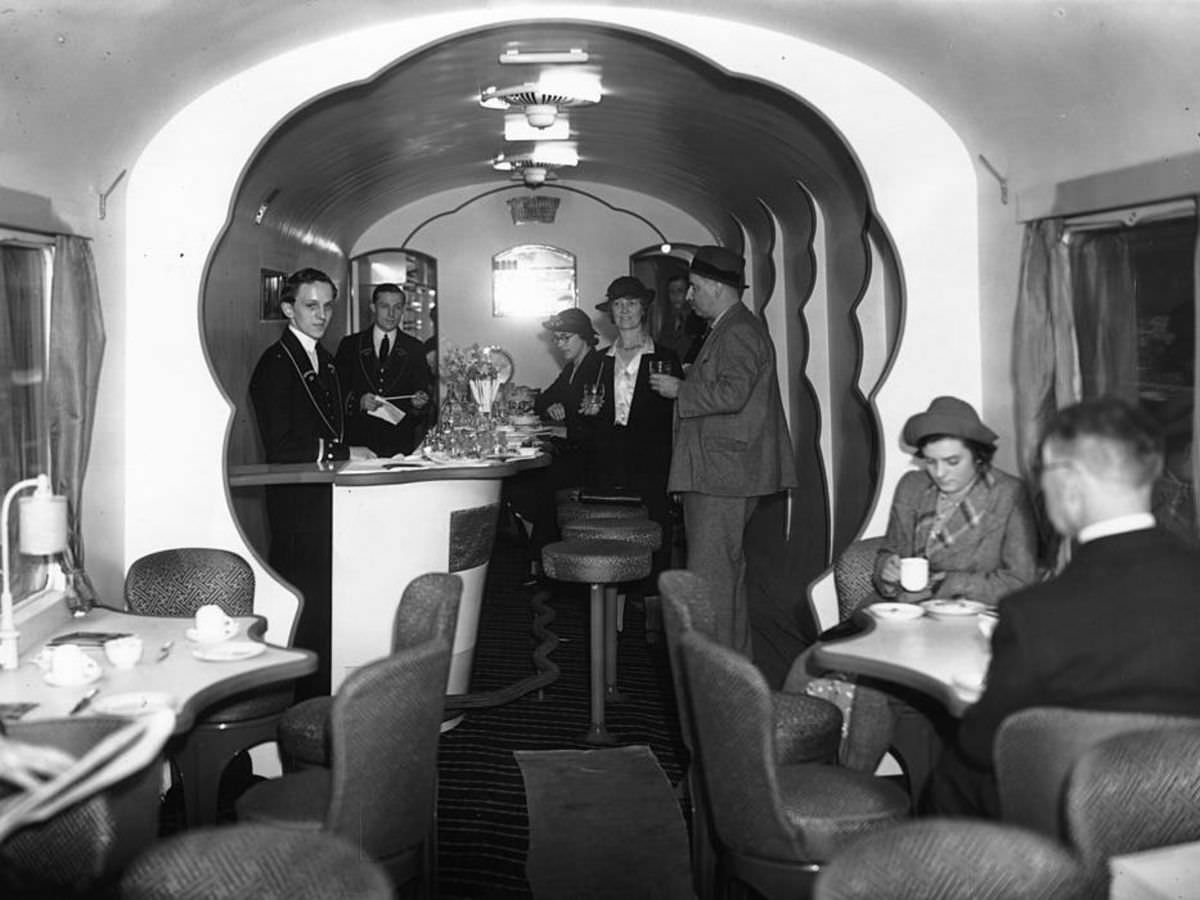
<box><xmin>1069</xmin><ymin>233</ymin><xmax>1138</xmax><ymax>403</ymax></box>
<box><xmin>48</xmin><ymin>236</ymin><xmax>105</xmax><ymax>609</ymax></box>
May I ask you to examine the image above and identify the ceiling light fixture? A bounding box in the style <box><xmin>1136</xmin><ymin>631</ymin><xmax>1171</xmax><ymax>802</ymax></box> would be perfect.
<box><xmin>499</xmin><ymin>47</ymin><xmax>589</xmax><ymax>65</ymax></box>
<box><xmin>480</xmin><ymin>72</ymin><xmax>601</xmax><ymax>130</ymax></box>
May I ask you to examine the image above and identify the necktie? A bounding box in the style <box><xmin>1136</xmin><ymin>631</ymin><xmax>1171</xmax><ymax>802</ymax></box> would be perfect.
<box><xmin>378</xmin><ymin>335</ymin><xmax>390</xmax><ymax>378</ymax></box>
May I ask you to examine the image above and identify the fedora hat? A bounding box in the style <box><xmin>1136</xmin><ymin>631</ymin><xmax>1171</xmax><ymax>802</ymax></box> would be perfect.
<box><xmin>596</xmin><ymin>276</ymin><xmax>654</xmax><ymax>312</ymax></box>
<box><xmin>902</xmin><ymin>396</ymin><xmax>998</xmax><ymax>447</ymax></box>
<box><xmin>690</xmin><ymin>245</ymin><xmax>748</xmax><ymax>289</ymax></box>
<box><xmin>541</xmin><ymin>307</ymin><xmax>597</xmax><ymax>340</ymax></box>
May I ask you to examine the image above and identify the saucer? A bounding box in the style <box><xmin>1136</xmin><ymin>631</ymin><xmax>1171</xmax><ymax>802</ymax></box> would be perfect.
<box><xmin>191</xmin><ymin>641</ymin><xmax>266</xmax><ymax>662</ymax></box>
<box><xmin>920</xmin><ymin>599</ymin><xmax>987</xmax><ymax>618</ymax></box>
<box><xmin>92</xmin><ymin>691</ymin><xmax>176</xmax><ymax>717</ymax></box>
<box><xmin>867</xmin><ymin>602</ymin><xmax>925</xmax><ymax>622</ymax></box>
<box><xmin>43</xmin><ymin>657</ymin><xmax>102</xmax><ymax>687</ymax></box>
<box><xmin>952</xmin><ymin>669</ymin><xmax>986</xmax><ymax>695</ymax></box>
<box><xmin>185</xmin><ymin>620</ymin><xmax>239</xmax><ymax>644</ymax></box>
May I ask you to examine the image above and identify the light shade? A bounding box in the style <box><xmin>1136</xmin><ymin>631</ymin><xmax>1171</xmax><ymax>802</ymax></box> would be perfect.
<box><xmin>524</xmin><ymin>104</ymin><xmax>559</xmax><ymax>129</ymax></box>
<box><xmin>19</xmin><ymin>490</ymin><xmax>68</xmax><ymax>555</ymax></box>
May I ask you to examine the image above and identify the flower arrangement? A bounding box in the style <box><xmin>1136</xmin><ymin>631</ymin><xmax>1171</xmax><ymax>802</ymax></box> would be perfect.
<box><xmin>440</xmin><ymin>343</ymin><xmax>506</xmax><ymax>414</ymax></box>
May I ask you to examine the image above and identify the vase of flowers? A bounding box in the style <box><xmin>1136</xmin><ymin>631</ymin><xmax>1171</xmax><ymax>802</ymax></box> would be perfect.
<box><xmin>441</xmin><ymin>343</ymin><xmax>507</xmax><ymax>416</ymax></box>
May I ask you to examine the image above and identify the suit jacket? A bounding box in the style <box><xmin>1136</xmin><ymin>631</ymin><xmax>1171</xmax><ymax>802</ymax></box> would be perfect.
<box><xmin>334</xmin><ymin>327</ymin><xmax>432</xmax><ymax>457</ymax></box>
<box><xmin>590</xmin><ymin>345</ymin><xmax>680</xmax><ymax>491</ymax></box>
<box><xmin>249</xmin><ymin>328</ymin><xmax>347</xmax><ymax>536</ymax></box>
<box><xmin>533</xmin><ymin>347</ymin><xmax>604</xmax><ymax>447</ymax></box>
<box><xmin>957</xmin><ymin>526</ymin><xmax>1200</xmax><ymax>769</ymax></box>
<box><xmin>668</xmin><ymin>302</ymin><xmax>797</xmax><ymax>497</ymax></box>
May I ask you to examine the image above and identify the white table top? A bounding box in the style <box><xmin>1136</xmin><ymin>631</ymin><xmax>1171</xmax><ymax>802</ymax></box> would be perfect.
<box><xmin>811</xmin><ymin>606</ymin><xmax>992</xmax><ymax>716</ymax></box>
<box><xmin>0</xmin><ymin>605</ymin><xmax>315</xmax><ymax>732</ymax></box>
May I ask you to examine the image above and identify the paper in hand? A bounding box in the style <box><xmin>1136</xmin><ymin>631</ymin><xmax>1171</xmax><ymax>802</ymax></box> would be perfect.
<box><xmin>368</xmin><ymin>399</ymin><xmax>406</xmax><ymax>426</ymax></box>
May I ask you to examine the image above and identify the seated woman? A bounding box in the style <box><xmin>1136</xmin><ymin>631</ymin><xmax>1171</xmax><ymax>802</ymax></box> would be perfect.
<box><xmin>585</xmin><ymin>276</ymin><xmax>682</xmax><ymax>638</ymax></box>
<box><xmin>873</xmin><ymin>395</ymin><xmax>1038</xmax><ymax>607</ymax></box>
<box><xmin>505</xmin><ymin>308</ymin><xmax>604</xmax><ymax>568</ymax></box>
<box><xmin>785</xmin><ymin>396</ymin><xmax>1038</xmax><ymax>787</ymax></box>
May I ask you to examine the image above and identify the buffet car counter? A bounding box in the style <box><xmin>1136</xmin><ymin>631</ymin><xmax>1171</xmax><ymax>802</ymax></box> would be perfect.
<box><xmin>228</xmin><ymin>451</ymin><xmax>547</xmax><ymax>698</ymax></box>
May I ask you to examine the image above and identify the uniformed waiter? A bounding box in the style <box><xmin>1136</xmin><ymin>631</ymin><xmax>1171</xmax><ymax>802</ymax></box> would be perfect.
<box><xmin>249</xmin><ymin>267</ymin><xmax>374</xmax><ymax>697</ymax></box>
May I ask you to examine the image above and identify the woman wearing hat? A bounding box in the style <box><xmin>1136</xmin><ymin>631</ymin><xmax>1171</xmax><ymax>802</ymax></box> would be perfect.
<box><xmin>874</xmin><ymin>395</ymin><xmax>1038</xmax><ymax>604</ymax></box>
<box><xmin>586</xmin><ymin>277</ymin><xmax>683</xmax><ymax>636</ymax></box>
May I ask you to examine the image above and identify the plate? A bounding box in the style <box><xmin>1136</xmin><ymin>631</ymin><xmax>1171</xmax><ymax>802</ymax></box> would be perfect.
<box><xmin>185</xmin><ymin>620</ymin><xmax>240</xmax><ymax>644</ymax></box>
<box><xmin>92</xmin><ymin>691</ymin><xmax>176</xmax><ymax>717</ymax></box>
<box><xmin>42</xmin><ymin>657</ymin><xmax>102</xmax><ymax>687</ymax></box>
<box><xmin>867</xmin><ymin>602</ymin><xmax>925</xmax><ymax>622</ymax></box>
<box><xmin>952</xmin><ymin>670</ymin><xmax>986</xmax><ymax>695</ymax></box>
<box><xmin>920</xmin><ymin>599</ymin><xmax>988</xmax><ymax>618</ymax></box>
<box><xmin>191</xmin><ymin>641</ymin><xmax>266</xmax><ymax>662</ymax></box>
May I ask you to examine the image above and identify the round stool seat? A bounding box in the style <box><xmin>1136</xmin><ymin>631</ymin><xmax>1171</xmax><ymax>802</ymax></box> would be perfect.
<box><xmin>562</xmin><ymin>517</ymin><xmax>662</xmax><ymax>551</ymax></box>
<box><xmin>556</xmin><ymin>500</ymin><xmax>648</xmax><ymax>528</ymax></box>
<box><xmin>542</xmin><ymin>539</ymin><xmax>653</xmax><ymax>584</ymax></box>
<box><xmin>277</xmin><ymin>696</ymin><xmax>332</xmax><ymax>768</ymax></box>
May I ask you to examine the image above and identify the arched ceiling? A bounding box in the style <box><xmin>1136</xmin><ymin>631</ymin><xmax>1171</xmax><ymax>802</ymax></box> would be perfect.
<box><xmin>237</xmin><ymin>22</ymin><xmax>869</xmax><ymax>251</ymax></box>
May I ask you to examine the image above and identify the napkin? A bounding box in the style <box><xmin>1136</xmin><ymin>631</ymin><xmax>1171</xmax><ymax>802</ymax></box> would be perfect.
<box><xmin>368</xmin><ymin>399</ymin><xmax>405</xmax><ymax>426</ymax></box>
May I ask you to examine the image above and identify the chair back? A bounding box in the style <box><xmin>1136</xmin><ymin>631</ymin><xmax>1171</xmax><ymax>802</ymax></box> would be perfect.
<box><xmin>392</xmin><ymin>571</ymin><xmax>463</xmax><ymax>653</ymax></box>
<box><xmin>814</xmin><ymin>819</ymin><xmax>1090</xmax><ymax>900</ymax></box>
<box><xmin>658</xmin><ymin>569</ymin><xmax>718</xmax><ymax>755</ymax></box>
<box><xmin>995</xmin><ymin>706</ymin><xmax>1200</xmax><ymax>839</ymax></box>
<box><xmin>679</xmin><ymin>629</ymin><xmax>801</xmax><ymax>862</ymax></box>
<box><xmin>833</xmin><ymin>537</ymin><xmax>886</xmax><ymax>622</ymax></box>
<box><xmin>325</xmin><ymin>634</ymin><xmax>454</xmax><ymax>867</ymax></box>
<box><xmin>1</xmin><ymin>716</ymin><xmax>167</xmax><ymax>894</ymax></box>
<box><xmin>1065</xmin><ymin>724</ymin><xmax>1200</xmax><ymax>872</ymax></box>
<box><xmin>124</xmin><ymin>547</ymin><xmax>254</xmax><ymax>617</ymax></box>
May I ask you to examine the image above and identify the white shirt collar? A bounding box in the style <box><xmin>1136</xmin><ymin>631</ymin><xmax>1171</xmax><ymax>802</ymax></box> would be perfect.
<box><xmin>288</xmin><ymin>326</ymin><xmax>319</xmax><ymax>364</ymax></box>
<box><xmin>1078</xmin><ymin>513</ymin><xmax>1156</xmax><ymax>544</ymax></box>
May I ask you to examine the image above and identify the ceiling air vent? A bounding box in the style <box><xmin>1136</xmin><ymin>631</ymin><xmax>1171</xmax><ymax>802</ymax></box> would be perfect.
<box><xmin>507</xmin><ymin>195</ymin><xmax>560</xmax><ymax>225</ymax></box>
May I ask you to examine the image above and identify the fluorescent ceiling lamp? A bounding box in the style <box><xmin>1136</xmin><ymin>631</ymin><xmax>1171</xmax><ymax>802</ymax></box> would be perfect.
<box><xmin>504</xmin><ymin>113</ymin><xmax>569</xmax><ymax>142</ymax></box>
<box><xmin>531</xmin><ymin>142</ymin><xmax>578</xmax><ymax>167</ymax></box>
<box><xmin>535</xmin><ymin>70</ymin><xmax>602</xmax><ymax>104</ymax></box>
<box><xmin>499</xmin><ymin>48</ymin><xmax>589</xmax><ymax>65</ymax></box>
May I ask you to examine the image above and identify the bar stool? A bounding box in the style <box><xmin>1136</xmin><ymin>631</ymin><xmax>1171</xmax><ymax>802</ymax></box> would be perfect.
<box><xmin>555</xmin><ymin>499</ymin><xmax>648</xmax><ymax>529</ymax></box>
<box><xmin>561</xmin><ymin>518</ymin><xmax>662</xmax><ymax>698</ymax></box>
<box><xmin>541</xmin><ymin>539</ymin><xmax>652</xmax><ymax>745</ymax></box>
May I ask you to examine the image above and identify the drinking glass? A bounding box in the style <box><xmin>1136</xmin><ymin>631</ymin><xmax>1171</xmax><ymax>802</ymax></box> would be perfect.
<box><xmin>581</xmin><ymin>384</ymin><xmax>605</xmax><ymax>416</ymax></box>
<box><xmin>649</xmin><ymin>359</ymin><xmax>670</xmax><ymax>376</ymax></box>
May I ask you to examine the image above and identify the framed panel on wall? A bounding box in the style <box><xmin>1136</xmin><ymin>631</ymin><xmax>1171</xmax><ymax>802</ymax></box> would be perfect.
<box><xmin>492</xmin><ymin>244</ymin><xmax>576</xmax><ymax>318</ymax></box>
<box><xmin>259</xmin><ymin>268</ymin><xmax>287</xmax><ymax>321</ymax></box>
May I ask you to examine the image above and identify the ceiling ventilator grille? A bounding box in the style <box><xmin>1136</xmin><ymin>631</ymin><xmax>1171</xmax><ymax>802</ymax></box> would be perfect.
<box><xmin>508</xmin><ymin>196</ymin><xmax>560</xmax><ymax>225</ymax></box>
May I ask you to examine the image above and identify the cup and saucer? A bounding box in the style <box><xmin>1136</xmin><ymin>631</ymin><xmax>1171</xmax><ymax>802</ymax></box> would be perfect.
<box><xmin>36</xmin><ymin>644</ymin><xmax>102</xmax><ymax>687</ymax></box>
<box><xmin>185</xmin><ymin>604</ymin><xmax>240</xmax><ymax>644</ymax></box>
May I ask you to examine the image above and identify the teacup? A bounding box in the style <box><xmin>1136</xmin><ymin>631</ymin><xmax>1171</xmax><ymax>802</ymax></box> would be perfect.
<box><xmin>104</xmin><ymin>635</ymin><xmax>144</xmax><ymax>668</ymax></box>
<box><xmin>899</xmin><ymin>556</ymin><xmax>929</xmax><ymax>592</ymax></box>
<box><xmin>194</xmin><ymin>604</ymin><xmax>234</xmax><ymax>642</ymax></box>
<box><xmin>49</xmin><ymin>643</ymin><xmax>89</xmax><ymax>682</ymax></box>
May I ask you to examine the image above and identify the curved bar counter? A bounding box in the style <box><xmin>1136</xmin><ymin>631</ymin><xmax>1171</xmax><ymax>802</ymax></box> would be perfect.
<box><xmin>229</xmin><ymin>454</ymin><xmax>548</xmax><ymax>697</ymax></box>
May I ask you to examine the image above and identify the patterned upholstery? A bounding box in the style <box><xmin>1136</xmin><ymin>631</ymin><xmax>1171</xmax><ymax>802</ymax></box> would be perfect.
<box><xmin>237</xmin><ymin>634</ymin><xmax>454</xmax><ymax>895</ymax></box>
<box><xmin>1</xmin><ymin>717</ymin><xmax>164</xmax><ymax>896</ymax></box>
<box><xmin>278</xmin><ymin>572</ymin><xmax>463</xmax><ymax>768</ymax></box>
<box><xmin>541</xmin><ymin>539</ymin><xmax>652</xmax><ymax>584</ymax></box>
<box><xmin>995</xmin><ymin>706</ymin><xmax>1200</xmax><ymax>840</ymax></box>
<box><xmin>814</xmin><ymin>819</ymin><xmax>1090</xmax><ymax>900</ymax></box>
<box><xmin>562</xmin><ymin>517</ymin><xmax>662</xmax><ymax>549</ymax></box>
<box><xmin>679</xmin><ymin>629</ymin><xmax>909</xmax><ymax>899</ymax></box>
<box><xmin>120</xmin><ymin>825</ymin><xmax>393</xmax><ymax>899</ymax></box>
<box><xmin>124</xmin><ymin>547</ymin><xmax>294</xmax><ymax>826</ymax></box>
<box><xmin>556</xmin><ymin>500</ymin><xmax>648</xmax><ymax>528</ymax></box>
<box><xmin>1065</xmin><ymin>725</ymin><xmax>1200</xmax><ymax>875</ymax></box>
<box><xmin>832</xmin><ymin>537</ymin><xmax>886</xmax><ymax>622</ymax></box>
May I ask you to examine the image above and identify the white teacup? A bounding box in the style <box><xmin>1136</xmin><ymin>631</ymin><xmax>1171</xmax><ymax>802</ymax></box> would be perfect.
<box><xmin>49</xmin><ymin>643</ymin><xmax>88</xmax><ymax>682</ymax></box>
<box><xmin>899</xmin><ymin>557</ymin><xmax>930</xmax><ymax>592</ymax></box>
<box><xmin>194</xmin><ymin>604</ymin><xmax>235</xmax><ymax>641</ymax></box>
<box><xmin>104</xmin><ymin>635</ymin><xmax>144</xmax><ymax>668</ymax></box>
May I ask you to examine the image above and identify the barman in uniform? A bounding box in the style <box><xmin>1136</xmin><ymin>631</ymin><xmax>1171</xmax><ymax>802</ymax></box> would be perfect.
<box><xmin>249</xmin><ymin>266</ymin><xmax>374</xmax><ymax>696</ymax></box>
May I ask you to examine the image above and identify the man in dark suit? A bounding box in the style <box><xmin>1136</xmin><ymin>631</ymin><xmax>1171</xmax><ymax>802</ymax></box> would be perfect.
<box><xmin>334</xmin><ymin>283</ymin><xmax>432</xmax><ymax>458</ymax></box>
<box><xmin>925</xmin><ymin>396</ymin><xmax>1200</xmax><ymax>818</ymax></box>
<box><xmin>650</xmin><ymin>246</ymin><xmax>798</xmax><ymax>656</ymax></box>
<box><xmin>249</xmin><ymin>267</ymin><xmax>373</xmax><ymax>696</ymax></box>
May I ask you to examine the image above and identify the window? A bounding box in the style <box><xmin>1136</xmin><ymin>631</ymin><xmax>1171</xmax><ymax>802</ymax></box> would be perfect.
<box><xmin>0</xmin><ymin>235</ymin><xmax>54</xmax><ymax>599</ymax></box>
<box><xmin>492</xmin><ymin>245</ymin><xmax>576</xmax><ymax>318</ymax></box>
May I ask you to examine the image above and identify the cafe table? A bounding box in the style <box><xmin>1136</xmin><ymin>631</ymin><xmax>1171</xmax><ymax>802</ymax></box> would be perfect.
<box><xmin>810</xmin><ymin>601</ymin><xmax>993</xmax><ymax>717</ymax></box>
<box><xmin>0</xmin><ymin>604</ymin><xmax>315</xmax><ymax>731</ymax></box>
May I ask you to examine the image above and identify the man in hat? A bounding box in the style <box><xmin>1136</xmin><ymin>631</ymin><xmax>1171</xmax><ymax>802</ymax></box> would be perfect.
<box><xmin>925</xmin><ymin>396</ymin><xmax>1200</xmax><ymax>818</ymax></box>
<box><xmin>650</xmin><ymin>246</ymin><xmax>797</xmax><ymax>656</ymax></box>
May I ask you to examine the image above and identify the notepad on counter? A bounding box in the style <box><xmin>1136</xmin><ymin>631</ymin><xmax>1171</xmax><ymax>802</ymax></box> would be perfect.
<box><xmin>368</xmin><ymin>399</ymin><xmax>406</xmax><ymax>426</ymax></box>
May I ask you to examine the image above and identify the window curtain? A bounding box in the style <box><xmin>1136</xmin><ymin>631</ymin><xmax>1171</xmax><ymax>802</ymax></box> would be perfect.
<box><xmin>48</xmin><ymin>236</ymin><xmax>105</xmax><ymax>609</ymax></box>
<box><xmin>1012</xmin><ymin>218</ymin><xmax>1079</xmax><ymax>481</ymax></box>
<box><xmin>1069</xmin><ymin>232</ymin><xmax>1139</xmax><ymax>403</ymax></box>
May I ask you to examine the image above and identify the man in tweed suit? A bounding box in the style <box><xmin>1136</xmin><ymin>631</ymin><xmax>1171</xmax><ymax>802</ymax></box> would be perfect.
<box><xmin>650</xmin><ymin>246</ymin><xmax>798</xmax><ymax>655</ymax></box>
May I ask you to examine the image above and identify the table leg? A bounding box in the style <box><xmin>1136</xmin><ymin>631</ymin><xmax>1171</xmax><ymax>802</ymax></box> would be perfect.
<box><xmin>584</xmin><ymin>583</ymin><xmax>615</xmax><ymax>745</ymax></box>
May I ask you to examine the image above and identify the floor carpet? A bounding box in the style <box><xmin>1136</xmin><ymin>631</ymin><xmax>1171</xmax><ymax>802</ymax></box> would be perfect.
<box><xmin>517</xmin><ymin>745</ymin><xmax>693</xmax><ymax>900</ymax></box>
<box><xmin>436</xmin><ymin>531</ymin><xmax>688</xmax><ymax>899</ymax></box>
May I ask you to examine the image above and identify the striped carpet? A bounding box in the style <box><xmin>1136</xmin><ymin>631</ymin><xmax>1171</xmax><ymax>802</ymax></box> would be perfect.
<box><xmin>437</xmin><ymin>533</ymin><xmax>687</xmax><ymax>900</ymax></box>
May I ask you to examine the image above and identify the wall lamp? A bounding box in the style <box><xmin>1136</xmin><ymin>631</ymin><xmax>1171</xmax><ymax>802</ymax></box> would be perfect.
<box><xmin>1</xmin><ymin>474</ymin><xmax>68</xmax><ymax>669</ymax></box>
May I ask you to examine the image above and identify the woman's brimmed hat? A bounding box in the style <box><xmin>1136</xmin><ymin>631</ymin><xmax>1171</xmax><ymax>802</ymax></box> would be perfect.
<box><xmin>902</xmin><ymin>396</ymin><xmax>998</xmax><ymax>447</ymax></box>
<box><xmin>596</xmin><ymin>276</ymin><xmax>654</xmax><ymax>312</ymax></box>
<box><xmin>541</xmin><ymin>307</ymin><xmax>597</xmax><ymax>340</ymax></box>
